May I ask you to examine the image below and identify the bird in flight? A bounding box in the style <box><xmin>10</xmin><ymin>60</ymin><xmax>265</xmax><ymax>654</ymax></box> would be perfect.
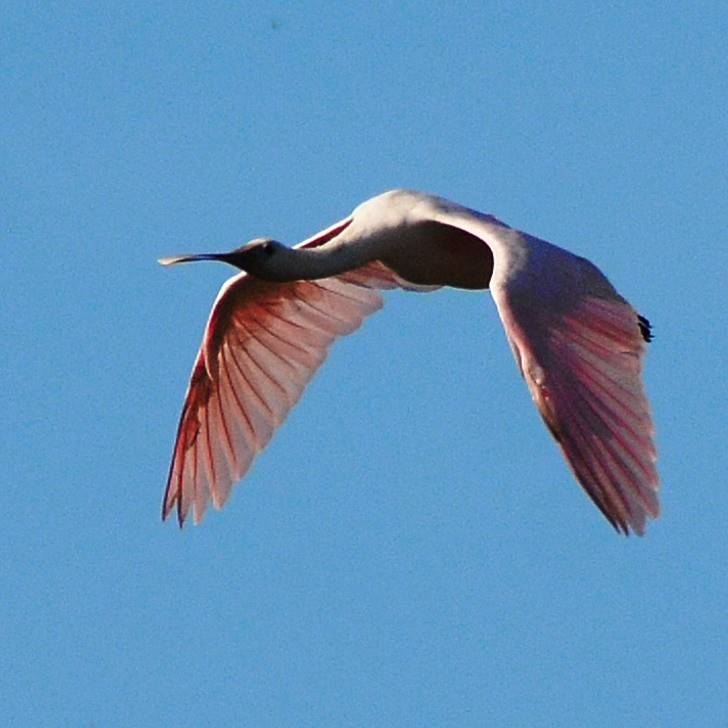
<box><xmin>160</xmin><ymin>189</ymin><xmax>658</xmax><ymax>534</ymax></box>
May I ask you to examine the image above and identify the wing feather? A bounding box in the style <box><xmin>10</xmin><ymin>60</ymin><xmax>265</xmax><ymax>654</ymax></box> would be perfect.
<box><xmin>162</xmin><ymin>262</ymin><xmax>400</xmax><ymax>525</ymax></box>
<box><xmin>498</xmin><ymin>287</ymin><xmax>658</xmax><ymax>534</ymax></box>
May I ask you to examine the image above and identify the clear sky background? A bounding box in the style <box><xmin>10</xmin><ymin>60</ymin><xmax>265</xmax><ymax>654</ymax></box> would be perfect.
<box><xmin>2</xmin><ymin>2</ymin><xmax>726</xmax><ymax>726</ymax></box>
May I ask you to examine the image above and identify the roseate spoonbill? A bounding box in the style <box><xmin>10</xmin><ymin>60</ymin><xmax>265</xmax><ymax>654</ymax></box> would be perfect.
<box><xmin>160</xmin><ymin>189</ymin><xmax>658</xmax><ymax>534</ymax></box>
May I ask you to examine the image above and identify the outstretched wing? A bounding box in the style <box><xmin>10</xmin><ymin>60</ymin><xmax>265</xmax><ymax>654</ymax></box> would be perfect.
<box><xmin>163</xmin><ymin>261</ymin><xmax>399</xmax><ymax>525</ymax></box>
<box><xmin>494</xmin><ymin>238</ymin><xmax>658</xmax><ymax>534</ymax></box>
<box><xmin>500</xmin><ymin>287</ymin><xmax>657</xmax><ymax>534</ymax></box>
<box><xmin>432</xmin><ymin>202</ymin><xmax>658</xmax><ymax>534</ymax></box>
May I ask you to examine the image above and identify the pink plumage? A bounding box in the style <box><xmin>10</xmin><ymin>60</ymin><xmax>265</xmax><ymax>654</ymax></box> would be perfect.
<box><xmin>161</xmin><ymin>190</ymin><xmax>658</xmax><ymax>534</ymax></box>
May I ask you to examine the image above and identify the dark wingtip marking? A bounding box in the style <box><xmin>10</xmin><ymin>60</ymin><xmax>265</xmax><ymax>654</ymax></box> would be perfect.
<box><xmin>637</xmin><ymin>314</ymin><xmax>653</xmax><ymax>343</ymax></box>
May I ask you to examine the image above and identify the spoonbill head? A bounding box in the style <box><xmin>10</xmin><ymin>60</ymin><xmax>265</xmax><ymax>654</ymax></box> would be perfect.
<box><xmin>160</xmin><ymin>189</ymin><xmax>658</xmax><ymax>535</ymax></box>
<box><xmin>159</xmin><ymin>238</ymin><xmax>284</xmax><ymax>275</ymax></box>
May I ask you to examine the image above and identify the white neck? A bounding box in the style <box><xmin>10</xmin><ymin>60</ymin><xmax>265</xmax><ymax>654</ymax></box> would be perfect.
<box><xmin>253</xmin><ymin>230</ymin><xmax>385</xmax><ymax>282</ymax></box>
<box><xmin>283</xmin><ymin>245</ymin><xmax>375</xmax><ymax>279</ymax></box>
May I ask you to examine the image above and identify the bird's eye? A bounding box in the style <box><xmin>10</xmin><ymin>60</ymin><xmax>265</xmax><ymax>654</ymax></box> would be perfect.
<box><xmin>261</xmin><ymin>242</ymin><xmax>276</xmax><ymax>256</ymax></box>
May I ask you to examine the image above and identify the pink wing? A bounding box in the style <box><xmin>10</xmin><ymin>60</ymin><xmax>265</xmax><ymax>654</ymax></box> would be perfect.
<box><xmin>163</xmin><ymin>261</ymin><xmax>400</xmax><ymax>525</ymax></box>
<box><xmin>494</xmin><ymin>272</ymin><xmax>658</xmax><ymax>535</ymax></box>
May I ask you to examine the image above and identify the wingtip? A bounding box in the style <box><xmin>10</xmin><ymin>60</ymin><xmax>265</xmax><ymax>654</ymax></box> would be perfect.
<box><xmin>161</xmin><ymin>491</ymin><xmax>187</xmax><ymax>528</ymax></box>
<box><xmin>637</xmin><ymin>314</ymin><xmax>653</xmax><ymax>343</ymax></box>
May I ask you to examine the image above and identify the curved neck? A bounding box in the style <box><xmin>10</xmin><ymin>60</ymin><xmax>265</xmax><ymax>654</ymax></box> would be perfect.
<box><xmin>261</xmin><ymin>241</ymin><xmax>378</xmax><ymax>282</ymax></box>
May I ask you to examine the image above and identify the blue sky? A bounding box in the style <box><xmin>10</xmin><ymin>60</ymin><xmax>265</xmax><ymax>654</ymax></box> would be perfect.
<box><xmin>2</xmin><ymin>2</ymin><xmax>726</xmax><ymax>725</ymax></box>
